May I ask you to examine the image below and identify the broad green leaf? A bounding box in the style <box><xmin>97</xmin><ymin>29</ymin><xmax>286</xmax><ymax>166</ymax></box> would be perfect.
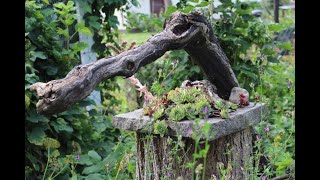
<box><xmin>196</xmin><ymin>1</ymin><xmax>209</xmax><ymax>7</ymax></box>
<box><xmin>65</xmin><ymin>18</ymin><xmax>75</xmax><ymax>26</ymax></box>
<box><xmin>46</xmin><ymin>66</ymin><xmax>58</xmax><ymax>76</ymax></box>
<box><xmin>85</xmin><ymin>173</ymin><xmax>107</xmax><ymax>180</ymax></box>
<box><xmin>268</xmin><ymin>24</ymin><xmax>284</xmax><ymax>32</ymax></box>
<box><xmin>78</xmin><ymin>1</ymin><xmax>91</xmax><ymax>14</ymax></box>
<box><xmin>70</xmin><ymin>175</ymin><xmax>77</xmax><ymax>180</ymax></box>
<box><xmin>190</xmin><ymin>66</ymin><xmax>200</xmax><ymax>73</ymax></box>
<box><xmin>27</xmin><ymin>111</ymin><xmax>49</xmax><ymax>123</ymax></box>
<box><xmin>278</xmin><ymin>42</ymin><xmax>293</xmax><ymax>51</ymax></box>
<box><xmin>75</xmin><ymin>22</ymin><xmax>92</xmax><ymax>35</ymax></box>
<box><xmin>71</xmin><ymin>42</ymin><xmax>88</xmax><ymax>51</ymax></box>
<box><xmin>181</xmin><ymin>5</ymin><xmax>195</xmax><ymax>13</ymax></box>
<box><xmin>77</xmin><ymin>154</ymin><xmax>93</xmax><ymax>165</ymax></box>
<box><xmin>30</xmin><ymin>51</ymin><xmax>47</xmax><ymax>61</ymax></box>
<box><xmin>267</xmin><ymin>56</ymin><xmax>279</xmax><ymax>63</ymax></box>
<box><xmin>66</xmin><ymin>1</ymin><xmax>75</xmax><ymax>9</ymax></box>
<box><xmin>27</xmin><ymin>127</ymin><xmax>46</xmax><ymax>146</ymax></box>
<box><xmin>50</xmin><ymin>118</ymin><xmax>73</xmax><ymax>133</ymax></box>
<box><xmin>82</xmin><ymin>164</ymin><xmax>102</xmax><ymax>175</ymax></box>
<box><xmin>42</xmin><ymin>0</ymin><xmax>49</xmax><ymax>5</ymax></box>
<box><xmin>165</xmin><ymin>6</ymin><xmax>177</xmax><ymax>17</ymax></box>
<box><xmin>53</xmin><ymin>2</ymin><xmax>65</xmax><ymax>9</ymax></box>
<box><xmin>57</xmin><ymin>27</ymin><xmax>69</xmax><ymax>38</ymax></box>
<box><xmin>88</xmin><ymin>16</ymin><xmax>101</xmax><ymax>30</ymax></box>
<box><xmin>88</xmin><ymin>150</ymin><xmax>101</xmax><ymax>161</ymax></box>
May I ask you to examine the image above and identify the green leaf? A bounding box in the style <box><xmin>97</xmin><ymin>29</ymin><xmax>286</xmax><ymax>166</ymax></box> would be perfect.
<box><xmin>53</xmin><ymin>2</ymin><xmax>65</xmax><ymax>9</ymax></box>
<box><xmin>66</xmin><ymin>1</ymin><xmax>75</xmax><ymax>9</ymax></box>
<box><xmin>87</xmin><ymin>16</ymin><xmax>101</xmax><ymax>30</ymax></box>
<box><xmin>46</xmin><ymin>66</ymin><xmax>58</xmax><ymax>76</ymax></box>
<box><xmin>181</xmin><ymin>5</ymin><xmax>195</xmax><ymax>13</ymax></box>
<box><xmin>27</xmin><ymin>127</ymin><xmax>46</xmax><ymax>146</ymax></box>
<box><xmin>82</xmin><ymin>164</ymin><xmax>102</xmax><ymax>175</ymax></box>
<box><xmin>75</xmin><ymin>22</ymin><xmax>92</xmax><ymax>35</ymax></box>
<box><xmin>190</xmin><ymin>66</ymin><xmax>200</xmax><ymax>73</ymax></box>
<box><xmin>65</xmin><ymin>18</ymin><xmax>75</xmax><ymax>26</ymax></box>
<box><xmin>70</xmin><ymin>175</ymin><xmax>77</xmax><ymax>180</ymax></box>
<box><xmin>85</xmin><ymin>173</ymin><xmax>107</xmax><ymax>180</ymax></box>
<box><xmin>77</xmin><ymin>154</ymin><xmax>93</xmax><ymax>166</ymax></box>
<box><xmin>50</xmin><ymin>118</ymin><xmax>73</xmax><ymax>133</ymax></box>
<box><xmin>278</xmin><ymin>42</ymin><xmax>293</xmax><ymax>51</ymax></box>
<box><xmin>88</xmin><ymin>150</ymin><xmax>102</xmax><ymax>161</ymax></box>
<box><xmin>42</xmin><ymin>0</ymin><xmax>49</xmax><ymax>5</ymax></box>
<box><xmin>196</xmin><ymin>1</ymin><xmax>209</xmax><ymax>7</ymax></box>
<box><xmin>165</xmin><ymin>6</ymin><xmax>177</xmax><ymax>17</ymax></box>
<box><xmin>268</xmin><ymin>24</ymin><xmax>284</xmax><ymax>32</ymax></box>
<box><xmin>27</xmin><ymin>111</ymin><xmax>49</xmax><ymax>123</ymax></box>
<box><xmin>71</xmin><ymin>42</ymin><xmax>88</xmax><ymax>51</ymax></box>
<box><xmin>267</xmin><ymin>56</ymin><xmax>279</xmax><ymax>63</ymax></box>
<box><xmin>30</xmin><ymin>51</ymin><xmax>47</xmax><ymax>61</ymax></box>
<box><xmin>57</xmin><ymin>27</ymin><xmax>69</xmax><ymax>38</ymax></box>
<box><xmin>78</xmin><ymin>1</ymin><xmax>91</xmax><ymax>14</ymax></box>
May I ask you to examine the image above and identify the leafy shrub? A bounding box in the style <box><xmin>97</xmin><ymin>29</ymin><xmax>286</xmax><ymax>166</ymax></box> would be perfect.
<box><xmin>125</xmin><ymin>12</ymin><xmax>165</xmax><ymax>32</ymax></box>
<box><xmin>25</xmin><ymin>0</ymin><xmax>136</xmax><ymax>179</ymax></box>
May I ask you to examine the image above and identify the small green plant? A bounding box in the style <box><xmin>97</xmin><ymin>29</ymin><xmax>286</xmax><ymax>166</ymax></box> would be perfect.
<box><xmin>168</xmin><ymin>105</ymin><xmax>186</xmax><ymax>121</ymax></box>
<box><xmin>153</xmin><ymin>120</ymin><xmax>168</xmax><ymax>137</ymax></box>
<box><xmin>152</xmin><ymin>107</ymin><xmax>165</xmax><ymax>120</ymax></box>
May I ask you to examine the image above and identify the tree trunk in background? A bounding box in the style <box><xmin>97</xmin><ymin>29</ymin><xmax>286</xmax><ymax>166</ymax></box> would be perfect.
<box><xmin>274</xmin><ymin>0</ymin><xmax>279</xmax><ymax>23</ymax></box>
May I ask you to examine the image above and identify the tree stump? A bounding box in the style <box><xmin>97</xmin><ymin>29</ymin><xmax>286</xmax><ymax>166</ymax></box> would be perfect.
<box><xmin>112</xmin><ymin>103</ymin><xmax>266</xmax><ymax>179</ymax></box>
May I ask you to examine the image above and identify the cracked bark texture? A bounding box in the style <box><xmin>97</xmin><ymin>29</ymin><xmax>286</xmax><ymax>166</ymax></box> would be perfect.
<box><xmin>30</xmin><ymin>11</ymin><xmax>239</xmax><ymax>116</ymax></box>
<box><xmin>135</xmin><ymin>128</ymin><xmax>253</xmax><ymax>180</ymax></box>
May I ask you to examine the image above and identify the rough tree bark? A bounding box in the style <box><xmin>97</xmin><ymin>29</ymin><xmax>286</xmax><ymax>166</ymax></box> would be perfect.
<box><xmin>30</xmin><ymin>12</ymin><xmax>239</xmax><ymax>116</ymax></box>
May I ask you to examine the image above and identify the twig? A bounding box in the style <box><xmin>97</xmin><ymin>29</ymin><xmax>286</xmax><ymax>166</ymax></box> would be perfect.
<box><xmin>271</xmin><ymin>174</ymin><xmax>291</xmax><ymax>180</ymax></box>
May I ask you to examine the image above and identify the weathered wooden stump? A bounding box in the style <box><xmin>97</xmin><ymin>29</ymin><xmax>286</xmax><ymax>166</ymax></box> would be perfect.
<box><xmin>113</xmin><ymin>103</ymin><xmax>266</xmax><ymax>180</ymax></box>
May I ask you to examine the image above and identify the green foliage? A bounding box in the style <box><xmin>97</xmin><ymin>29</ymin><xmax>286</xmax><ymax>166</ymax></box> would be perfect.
<box><xmin>77</xmin><ymin>0</ymin><xmax>138</xmax><ymax>56</ymax></box>
<box><xmin>168</xmin><ymin>105</ymin><xmax>186</xmax><ymax>121</ymax></box>
<box><xmin>125</xmin><ymin>12</ymin><xmax>165</xmax><ymax>33</ymax></box>
<box><xmin>25</xmin><ymin>0</ymin><xmax>135</xmax><ymax>179</ymax></box>
<box><xmin>153</xmin><ymin>120</ymin><xmax>168</xmax><ymax>137</ymax></box>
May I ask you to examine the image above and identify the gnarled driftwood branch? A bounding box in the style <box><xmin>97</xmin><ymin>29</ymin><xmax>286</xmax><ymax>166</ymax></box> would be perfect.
<box><xmin>30</xmin><ymin>12</ymin><xmax>239</xmax><ymax>116</ymax></box>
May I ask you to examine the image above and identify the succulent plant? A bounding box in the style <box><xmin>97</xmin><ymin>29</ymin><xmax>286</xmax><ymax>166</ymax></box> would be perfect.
<box><xmin>184</xmin><ymin>103</ymin><xmax>198</xmax><ymax>119</ymax></box>
<box><xmin>168</xmin><ymin>104</ymin><xmax>186</xmax><ymax>121</ymax></box>
<box><xmin>185</xmin><ymin>87</ymin><xmax>202</xmax><ymax>103</ymax></box>
<box><xmin>167</xmin><ymin>88</ymin><xmax>185</xmax><ymax>104</ymax></box>
<box><xmin>152</xmin><ymin>106</ymin><xmax>165</xmax><ymax>120</ymax></box>
<box><xmin>195</xmin><ymin>100</ymin><xmax>211</xmax><ymax>115</ymax></box>
<box><xmin>153</xmin><ymin>120</ymin><xmax>168</xmax><ymax>137</ymax></box>
<box><xmin>220</xmin><ymin>108</ymin><xmax>230</xmax><ymax>119</ymax></box>
<box><xmin>229</xmin><ymin>102</ymin><xmax>238</xmax><ymax>110</ymax></box>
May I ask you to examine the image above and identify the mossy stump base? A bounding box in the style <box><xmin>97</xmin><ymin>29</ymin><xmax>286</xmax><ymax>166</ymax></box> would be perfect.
<box><xmin>113</xmin><ymin>103</ymin><xmax>266</xmax><ymax>180</ymax></box>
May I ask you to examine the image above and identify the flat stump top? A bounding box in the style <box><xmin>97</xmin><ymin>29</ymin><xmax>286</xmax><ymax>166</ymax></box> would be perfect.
<box><xmin>113</xmin><ymin>103</ymin><xmax>266</xmax><ymax>140</ymax></box>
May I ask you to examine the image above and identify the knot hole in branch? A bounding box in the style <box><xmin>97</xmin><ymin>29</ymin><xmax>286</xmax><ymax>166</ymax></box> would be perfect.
<box><xmin>172</xmin><ymin>23</ymin><xmax>192</xmax><ymax>36</ymax></box>
<box><xmin>126</xmin><ymin>61</ymin><xmax>135</xmax><ymax>72</ymax></box>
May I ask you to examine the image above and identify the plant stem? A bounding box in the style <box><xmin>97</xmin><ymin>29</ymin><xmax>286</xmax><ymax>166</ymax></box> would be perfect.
<box><xmin>66</xmin><ymin>25</ymin><xmax>70</xmax><ymax>50</ymax></box>
<box><xmin>42</xmin><ymin>147</ymin><xmax>50</xmax><ymax>180</ymax></box>
<box><xmin>69</xmin><ymin>31</ymin><xmax>78</xmax><ymax>41</ymax></box>
<box><xmin>202</xmin><ymin>141</ymin><xmax>208</xmax><ymax>180</ymax></box>
<box><xmin>115</xmin><ymin>151</ymin><xmax>126</xmax><ymax>180</ymax></box>
<box><xmin>191</xmin><ymin>139</ymin><xmax>199</xmax><ymax>180</ymax></box>
<box><xmin>51</xmin><ymin>163</ymin><xmax>68</xmax><ymax>179</ymax></box>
